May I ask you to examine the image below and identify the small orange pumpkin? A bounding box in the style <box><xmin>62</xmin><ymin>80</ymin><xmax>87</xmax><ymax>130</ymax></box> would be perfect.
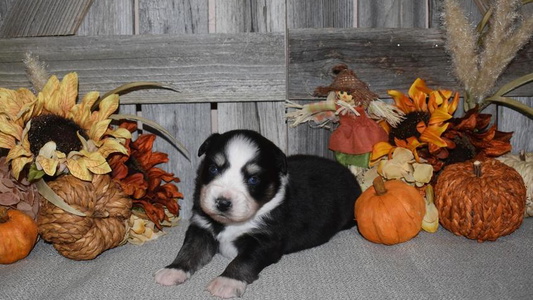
<box><xmin>0</xmin><ymin>207</ymin><xmax>39</xmax><ymax>264</ymax></box>
<box><xmin>355</xmin><ymin>176</ymin><xmax>426</xmax><ymax>245</ymax></box>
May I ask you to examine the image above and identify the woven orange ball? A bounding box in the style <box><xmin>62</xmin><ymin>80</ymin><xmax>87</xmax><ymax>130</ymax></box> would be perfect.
<box><xmin>435</xmin><ymin>159</ymin><xmax>526</xmax><ymax>242</ymax></box>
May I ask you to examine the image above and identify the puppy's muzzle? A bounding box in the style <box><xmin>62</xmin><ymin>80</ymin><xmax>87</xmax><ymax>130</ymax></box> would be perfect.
<box><xmin>215</xmin><ymin>197</ymin><xmax>232</xmax><ymax>212</ymax></box>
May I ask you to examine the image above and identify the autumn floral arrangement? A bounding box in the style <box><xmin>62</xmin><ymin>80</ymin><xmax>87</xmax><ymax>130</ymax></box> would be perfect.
<box><xmin>0</xmin><ymin>53</ymin><xmax>187</xmax><ymax>263</ymax></box>
<box><xmin>286</xmin><ymin>0</ymin><xmax>532</xmax><ymax>245</ymax></box>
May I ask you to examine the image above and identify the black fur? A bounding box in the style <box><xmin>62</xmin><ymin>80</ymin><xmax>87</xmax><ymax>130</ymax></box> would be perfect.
<box><xmin>161</xmin><ymin>130</ymin><xmax>361</xmax><ymax>290</ymax></box>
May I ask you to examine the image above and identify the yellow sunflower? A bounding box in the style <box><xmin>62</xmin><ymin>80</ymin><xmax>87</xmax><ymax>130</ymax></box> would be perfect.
<box><xmin>0</xmin><ymin>72</ymin><xmax>131</xmax><ymax>181</ymax></box>
<box><xmin>371</xmin><ymin>78</ymin><xmax>459</xmax><ymax>163</ymax></box>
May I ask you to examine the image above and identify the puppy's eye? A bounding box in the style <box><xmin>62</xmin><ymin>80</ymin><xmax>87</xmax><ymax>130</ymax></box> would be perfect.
<box><xmin>247</xmin><ymin>176</ymin><xmax>260</xmax><ymax>186</ymax></box>
<box><xmin>208</xmin><ymin>165</ymin><xmax>219</xmax><ymax>175</ymax></box>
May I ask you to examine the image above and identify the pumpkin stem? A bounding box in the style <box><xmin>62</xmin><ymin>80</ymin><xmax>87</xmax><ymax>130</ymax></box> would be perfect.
<box><xmin>0</xmin><ymin>206</ymin><xmax>9</xmax><ymax>223</ymax></box>
<box><xmin>473</xmin><ymin>160</ymin><xmax>482</xmax><ymax>177</ymax></box>
<box><xmin>519</xmin><ymin>150</ymin><xmax>526</xmax><ymax>161</ymax></box>
<box><xmin>372</xmin><ymin>176</ymin><xmax>387</xmax><ymax>196</ymax></box>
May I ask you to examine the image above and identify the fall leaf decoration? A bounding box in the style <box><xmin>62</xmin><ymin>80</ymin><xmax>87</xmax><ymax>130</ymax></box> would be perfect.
<box><xmin>0</xmin><ymin>157</ymin><xmax>41</xmax><ymax>220</ymax></box>
<box><xmin>108</xmin><ymin>121</ymin><xmax>182</xmax><ymax>229</ymax></box>
<box><xmin>442</xmin><ymin>108</ymin><xmax>513</xmax><ymax>166</ymax></box>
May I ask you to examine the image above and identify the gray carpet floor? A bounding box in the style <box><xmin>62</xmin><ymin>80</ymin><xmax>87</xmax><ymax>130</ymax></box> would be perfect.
<box><xmin>1</xmin><ymin>218</ymin><xmax>532</xmax><ymax>300</ymax></box>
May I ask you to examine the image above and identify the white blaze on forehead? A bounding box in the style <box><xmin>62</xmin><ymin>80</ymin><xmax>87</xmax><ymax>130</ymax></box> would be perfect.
<box><xmin>225</xmin><ymin>135</ymin><xmax>258</xmax><ymax>170</ymax></box>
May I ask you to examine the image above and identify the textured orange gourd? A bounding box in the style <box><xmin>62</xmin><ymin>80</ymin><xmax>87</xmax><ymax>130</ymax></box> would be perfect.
<box><xmin>0</xmin><ymin>207</ymin><xmax>39</xmax><ymax>264</ymax></box>
<box><xmin>435</xmin><ymin>159</ymin><xmax>526</xmax><ymax>242</ymax></box>
<box><xmin>354</xmin><ymin>177</ymin><xmax>426</xmax><ymax>245</ymax></box>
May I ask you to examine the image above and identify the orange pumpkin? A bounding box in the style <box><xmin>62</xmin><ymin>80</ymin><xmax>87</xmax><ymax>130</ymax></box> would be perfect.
<box><xmin>0</xmin><ymin>207</ymin><xmax>39</xmax><ymax>264</ymax></box>
<box><xmin>355</xmin><ymin>176</ymin><xmax>426</xmax><ymax>245</ymax></box>
<box><xmin>435</xmin><ymin>159</ymin><xmax>526</xmax><ymax>241</ymax></box>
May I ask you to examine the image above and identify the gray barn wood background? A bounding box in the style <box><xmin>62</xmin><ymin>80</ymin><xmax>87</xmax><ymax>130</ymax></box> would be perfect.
<box><xmin>0</xmin><ymin>0</ymin><xmax>531</xmax><ymax>219</ymax></box>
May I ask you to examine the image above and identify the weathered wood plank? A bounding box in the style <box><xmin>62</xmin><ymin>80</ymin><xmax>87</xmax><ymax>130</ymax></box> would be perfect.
<box><xmin>76</xmin><ymin>0</ymin><xmax>136</xmax><ymax>118</ymax></box>
<box><xmin>498</xmin><ymin>97</ymin><xmax>533</xmax><ymax>153</ymax></box>
<box><xmin>214</xmin><ymin>0</ymin><xmax>285</xmax><ymax>33</ymax></box>
<box><xmin>0</xmin><ymin>0</ymin><xmax>93</xmax><ymax>37</ymax></box>
<box><xmin>138</xmin><ymin>0</ymin><xmax>208</xmax><ymax>34</ymax></box>
<box><xmin>286</xmin><ymin>0</ymin><xmax>355</xmax><ymax>158</ymax></box>
<box><xmin>0</xmin><ymin>32</ymin><xmax>286</xmax><ymax>104</ymax></box>
<box><xmin>288</xmin><ymin>28</ymin><xmax>533</xmax><ymax>100</ymax></box>
<box><xmin>1</xmin><ymin>28</ymin><xmax>531</xmax><ymax>102</ymax></box>
<box><xmin>215</xmin><ymin>0</ymin><xmax>287</xmax><ymax>152</ymax></box>
<box><xmin>138</xmin><ymin>0</ymin><xmax>211</xmax><ymax>220</ymax></box>
<box><xmin>141</xmin><ymin>103</ymin><xmax>212</xmax><ymax>219</ymax></box>
<box><xmin>287</xmin><ymin>0</ymin><xmax>354</xmax><ymax>28</ymax></box>
<box><xmin>0</xmin><ymin>0</ymin><xmax>17</xmax><ymax>31</ymax></box>
<box><xmin>428</xmin><ymin>0</ymin><xmax>442</xmax><ymax>29</ymax></box>
<box><xmin>358</xmin><ymin>0</ymin><xmax>427</xmax><ymax>28</ymax></box>
<box><xmin>217</xmin><ymin>101</ymin><xmax>287</xmax><ymax>150</ymax></box>
<box><xmin>76</xmin><ymin>0</ymin><xmax>134</xmax><ymax>36</ymax></box>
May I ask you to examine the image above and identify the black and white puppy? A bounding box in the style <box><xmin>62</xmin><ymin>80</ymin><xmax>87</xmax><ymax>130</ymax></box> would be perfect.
<box><xmin>155</xmin><ymin>130</ymin><xmax>361</xmax><ymax>298</ymax></box>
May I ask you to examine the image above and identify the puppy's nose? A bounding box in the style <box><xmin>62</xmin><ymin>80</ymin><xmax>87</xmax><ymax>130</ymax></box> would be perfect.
<box><xmin>215</xmin><ymin>197</ymin><xmax>232</xmax><ymax>212</ymax></box>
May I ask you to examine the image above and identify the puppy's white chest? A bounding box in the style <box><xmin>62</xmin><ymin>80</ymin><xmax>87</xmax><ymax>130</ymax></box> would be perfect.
<box><xmin>217</xmin><ymin>230</ymin><xmax>239</xmax><ymax>259</ymax></box>
<box><xmin>216</xmin><ymin>221</ymin><xmax>258</xmax><ymax>259</ymax></box>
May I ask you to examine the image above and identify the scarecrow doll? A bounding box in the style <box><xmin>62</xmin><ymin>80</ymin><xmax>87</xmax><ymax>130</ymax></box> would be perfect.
<box><xmin>286</xmin><ymin>64</ymin><xmax>403</xmax><ymax>168</ymax></box>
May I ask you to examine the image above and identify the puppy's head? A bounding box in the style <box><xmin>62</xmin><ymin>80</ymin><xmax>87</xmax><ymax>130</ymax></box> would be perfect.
<box><xmin>196</xmin><ymin>130</ymin><xmax>287</xmax><ymax>224</ymax></box>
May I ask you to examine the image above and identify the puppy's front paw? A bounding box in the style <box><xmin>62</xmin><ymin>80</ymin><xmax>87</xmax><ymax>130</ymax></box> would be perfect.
<box><xmin>154</xmin><ymin>268</ymin><xmax>189</xmax><ymax>286</ymax></box>
<box><xmin>207</xmin><ymin>276</ymin><xmax>247</xmax><ymax>299</ymax></box>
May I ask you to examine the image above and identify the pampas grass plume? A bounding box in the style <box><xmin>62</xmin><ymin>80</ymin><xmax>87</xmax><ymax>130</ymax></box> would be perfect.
<box><xmin>442</xmin><ymin>0</ymin><xmax>479</xmax><ymax>95</ymax></box>
<box><xmin>474</xmin><ymin>0</ymin><xmax>533</xmax><ymax>101</ymax></box>
<box><xmin>23</xmin><ymin>52</ymin><xmax>49</xmax><ymax>92</ymax></box>
<box><xmin>443</xmin><ymin>0</ymin><xmax>533</xmax><ymax>106</ymax></box>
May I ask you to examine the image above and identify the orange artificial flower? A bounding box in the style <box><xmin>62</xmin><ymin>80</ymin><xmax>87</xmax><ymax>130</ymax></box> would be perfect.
<box><xmin>371</xmin><ymin>78</ymin><xmax>459</xmax><ymax>168</ymax></box>
<box><xmin>108</xmin><ymin>121</ymin><xmax>182</xmax><ymax>229</ymax></box>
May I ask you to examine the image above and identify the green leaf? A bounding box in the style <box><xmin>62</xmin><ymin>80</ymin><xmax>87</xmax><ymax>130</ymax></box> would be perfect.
<box><xmin>482</xmin><ymin>96</ymin><xmax>533</xmax><ymax>118</ymax></box>
<box><xmin>27</xmin><ymin>163</ymin><xmax>46</xmax><ymax>182</ymax></box>
<box><xmin>493</xmin><ymin>73</ymin><xmax>533</xmax><ymax>97</ymax></box>
<box><xmin>476</xmin><ymin>6</ymin><xmax>493</xmax><ymax>35</ymax></box>
<box><xmin>36</xmin><ymin>178</ymin><xmax>87</xmax><ymax>217</ymax></box>
<box><xmin>92</xmin><ymin>81</ymin><xmax>180</xmax><ymax>111</ymax></box>
<box><xmin>110</xmin><ymin>114</ymin><xmax>191</xmax><ymax>161</ymax></box>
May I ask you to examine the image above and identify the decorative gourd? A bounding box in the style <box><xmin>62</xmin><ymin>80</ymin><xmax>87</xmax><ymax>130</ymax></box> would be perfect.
<box><xmin>497</xmin><ymin>151</ymin><xmax>532</xmax><ymax>217</ymax></box>
<box><xmin>354</xmin><ymin>176</ymin><xmax>426</xmax><ymax>245</ymax></box>
<box><xmin>0</xmin><ymin>207</ymin><xmax>39</xmax><ymax>264</ymax></box>
<box><xmin>435</xmin><ymin>159</ymin><xmax>526</xmax><ymax>242</ymax></box>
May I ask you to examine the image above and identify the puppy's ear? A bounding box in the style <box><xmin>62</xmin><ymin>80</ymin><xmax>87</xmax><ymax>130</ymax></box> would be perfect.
<box><xmin>198</xmin><ymin>133</ymin><xmax>220</xmax><ymax>157</ymax></box>
<box><xmin>274</xmin><ymin>147</ymin><xmax>288</xmax><ymax>175</ymax></box>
